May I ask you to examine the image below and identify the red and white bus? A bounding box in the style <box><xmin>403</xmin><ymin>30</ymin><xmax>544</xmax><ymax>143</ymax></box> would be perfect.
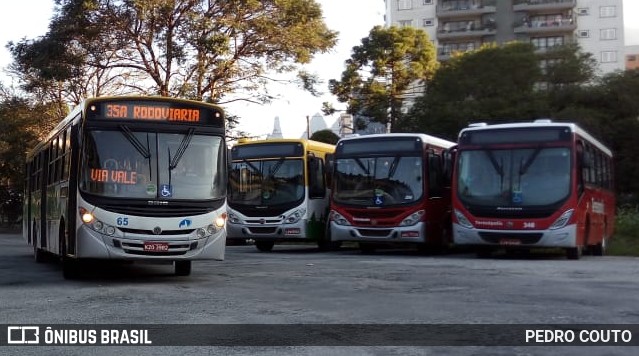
<box><xmin>328</xmin><ymin>133</ymin><xmax>455</xmax><ymax>253</ymax></box>
<box><xmin>451</xmin><ymin>120</ymin><xmax>615</xmax><ymax>259</ymax></box>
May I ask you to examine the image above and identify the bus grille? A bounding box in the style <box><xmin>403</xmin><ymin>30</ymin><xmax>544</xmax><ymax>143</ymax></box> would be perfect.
<box><xmin>478</xmin><ymin>232</ymin><xmax>543</xmax><ymax>245</ymax></box>
<box><xmin>247</xmin><ymin>226</ymin><xmax>278</xmax><ymax>234</ymax></box>
<box><xmin>101</xmin><ymin>204</ymin><xmax>213</xmax><ymax>217</ymax></box>
<box><xmin>119</xmin><ymin>228</ymin><xmax>195</xmax><ymax>236</ymax></box>
<box><xmin>117</xmin><ymin>240</ymin><xmax>194</xmax><ymax>256</ymax></box>
<box><xmin>357</xmin><ymin>229</ymin><xmax>393</xmax><ymax>238</ymax></box>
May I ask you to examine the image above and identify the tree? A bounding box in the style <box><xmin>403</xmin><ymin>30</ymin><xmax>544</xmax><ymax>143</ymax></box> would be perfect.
<box><xmin>0</xmin><ymin>90</ymin><xmax>63</xmax><ymax>191</ymax></box>
<box><xmin>8</xmin><ymin>0</ymin><xmax>338</xmax><ymax>107</ymax></box>
<box><xmin>327</xmin><ymin>25</ymin><xmax>437</xmax><ymax>132</ymax></box>
<box><xmin>310</xmin><ymin>129</ymin><xmax>339</xmax><ymax>145</ymax></box>
<box><xmin>405</xmin><ymin>42</ymin><xmax>543</xmax><ymax>140</ymax></box>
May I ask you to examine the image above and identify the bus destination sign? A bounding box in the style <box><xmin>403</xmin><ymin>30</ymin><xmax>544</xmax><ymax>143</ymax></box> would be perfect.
<box><xmin>86</xmin><ymin>100</ymin><xmax>224</xmax><ymax>126</ymax></box>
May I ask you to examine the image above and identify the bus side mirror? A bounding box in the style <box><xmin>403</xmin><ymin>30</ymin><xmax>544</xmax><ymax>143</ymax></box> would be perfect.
<box><xmin>442</xmin><ymin>146</ymin><xmax>457</xmax><ymax>182</ymax></box>
<box><xmin>325</xmin><ymin>153</ymin><xmax>334</xmax><ymax>188</ymax></box>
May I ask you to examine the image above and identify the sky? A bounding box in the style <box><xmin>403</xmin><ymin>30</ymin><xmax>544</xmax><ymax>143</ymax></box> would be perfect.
<box><xmin>1</xmin><ymin>0</ymin><xmax>638</xmax><ymax>138</ymax></box>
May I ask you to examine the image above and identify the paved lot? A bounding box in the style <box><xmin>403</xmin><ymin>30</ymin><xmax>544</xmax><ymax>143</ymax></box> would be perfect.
<box><xmin>1</xmin><ymin>232</ymin><xmax>638</xmax><ymax>355</ymax></box>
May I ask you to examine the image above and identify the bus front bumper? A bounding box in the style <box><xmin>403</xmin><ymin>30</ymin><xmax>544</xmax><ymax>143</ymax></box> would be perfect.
<box><xmin>330</xmin><ymin>221</ymin><xmax>428</xmax><ymax>244</ymax></box>
<box><xmin>226</xmin><ymin>219</ymin><xmax>310</xmax><ymax>241</ymax></box>
<box><xmin>452</xmin><ymin>223</ymin><xmax>577</xmax><ymax>248</ymax></box>
<box><xmin>75</xmin><ymin>225</ymin><xmax>225</xmax><ymax>261</ymax></box>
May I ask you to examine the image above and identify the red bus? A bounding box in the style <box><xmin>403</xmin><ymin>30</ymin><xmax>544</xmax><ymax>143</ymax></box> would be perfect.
<box><xmin>328</xmin><ymin>133</ymin><xmax>455</xmax><ymax>253</ymax></box>
<box><xmin>451</xmin><ymin>120</ymin><xmax>615</xmax><ymax>259</ymax></box>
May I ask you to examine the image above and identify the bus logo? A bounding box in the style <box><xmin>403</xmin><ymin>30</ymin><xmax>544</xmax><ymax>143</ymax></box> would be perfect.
<box><xmin>7</xmin><ymin>326</ymin><xmax>40</xmax><ymax>344</ymax></box>
<box><xmin>178</xmin><ymin>219</ymin><xmax>192</xmax><ymax>228</ymax></box>
<box><xmin>152</xmin><ymin>227</ymin><xmax>162</xmax><ymax>235</ymax></box>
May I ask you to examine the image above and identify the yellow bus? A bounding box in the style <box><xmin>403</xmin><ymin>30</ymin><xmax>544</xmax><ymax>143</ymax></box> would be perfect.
<box><xmin>227</xmin><ymin>138</ymin><xmax>335</xmax><ymax>251</ymax></box>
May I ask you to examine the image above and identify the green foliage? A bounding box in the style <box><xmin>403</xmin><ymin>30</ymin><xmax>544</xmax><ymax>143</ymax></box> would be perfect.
<box><xmin>328</xmin><ymin>25</ymin><xmax>437</xmax><ymax>131</ymax></box>
<box><xmin>8</xmin><ymin>0</ymin><xmax>337</xmax><ymax>107</ymax></box>
<box><xmin>405</xmin><ymin>42</ymin><xmax>543</xmax><ymax>139</ymax></box>
<box><xmin>0</xmin><ymin>94</ymin><xmax>63</xmax><ymax>191</ymax></box>
<box><xmin>309</xmin><ymin>129</ymin><xmax>339</xmax><ymax>145</ymax></box>
<box><xmin>608</xmin><ymin>206</ymin><xmax>639</xmax><ymax>256</ymax></box>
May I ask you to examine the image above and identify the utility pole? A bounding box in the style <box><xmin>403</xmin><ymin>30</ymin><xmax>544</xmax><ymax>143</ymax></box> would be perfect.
<box><xmin>306</xmin><ymin>115</ymin><xmax>310</xmax><ymax>139</ymax></box>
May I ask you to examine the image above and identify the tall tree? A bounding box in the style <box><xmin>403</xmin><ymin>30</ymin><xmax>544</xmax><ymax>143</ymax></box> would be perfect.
<box><xmin>327</xmin><ymin>25</ymin><xmax>437</xmax><ymax>132</ymax></box>
<box><xmin>406</xmin><ymin>42</ymin><xmax>543</xmax><ymax>140</ymax></box>
<box><xmin>7</xmin><ymin>0</ymin><xmax>338</xmax><ymax>107</ymax></box>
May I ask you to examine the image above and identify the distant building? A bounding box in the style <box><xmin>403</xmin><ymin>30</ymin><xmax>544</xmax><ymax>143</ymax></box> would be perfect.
<box><xmin>267</xmin><ymin>116</ymin><xmax>283</xmax><ymax>139</ymax></box>
<box><xmin>300</xmin><ymin>113</ymin><xmax>329</xmax><ymax>139</ymax></box>
<box><xmin>386</xmin><ymin>0</ymin><xmax>626</xmax><ymax>75</ymax></box>
<box><xmin>626</xmin><ymin>45</ymin><xmax>639</xmax><ymax>70</ymax></box>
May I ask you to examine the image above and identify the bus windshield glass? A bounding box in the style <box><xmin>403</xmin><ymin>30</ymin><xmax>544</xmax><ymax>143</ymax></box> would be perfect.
<box><xmin>456</xmin><ymin>147</ymin><xmax>571</xmax><ymax>207</ymax></box>
<box><xmin>79</xmin><ymin>129</ymin><xmax>225</xmax><ymax>200</ymax></box>
<box><xmin>228</xmin><ymin>158</ymin><xmax>304</xmax><ymax>206</ymax></box>
<box><xmin>333</xmin><ymin>156</ymin><xmax>423</xmax><ymax>206</ymax></box>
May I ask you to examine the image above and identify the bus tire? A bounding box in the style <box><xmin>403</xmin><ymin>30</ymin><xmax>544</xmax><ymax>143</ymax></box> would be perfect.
<box><xmin>566</xmin><ymin>246</ymin><xmax>582</xmax><ymax>260</ymax></box>
<box><xmin>255</xmin><ymin>241</ymin><xmax>275</xmax><ymax>252</ymax></box>
<box><xmin>33</xmin><ymin>226</ymin><xmax>45</xmax><ymax>263</ymax></box>
<box><xmin>318</xmin><ymin>225</ymin><xmax>341</xmax><ymax>251</ymax></box>
<box><xmin>175</xmin><ymin>261</ymin><xmax>192</xmax><ymax>276</ymax></box>
<box><xmin>591</xmin><ymin>228</ymin><xmax>608</xmax><ymax>257</ymax></box>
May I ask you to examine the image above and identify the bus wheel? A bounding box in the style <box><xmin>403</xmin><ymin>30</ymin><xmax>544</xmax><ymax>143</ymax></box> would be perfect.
<box><xmin>591</xmin><ymin>236</ymin><xmax>607</xmax><ymax>256</ymax></box>
<box><xmin>318</xmin><ymin>227</ymin><xmax>341</xmax><ymax>251</ymax></box>
<box><xmin>62</xmin><ymin>257</ymin><xmax>81</xmax><ymax>280</ymax></box>
<box><xmin>566</xmin><ymin>246</ymin><xmax>582</xmax><ymax>260</ymax></box>
<box><xmin>359</xmin><ymin>243</ymin><xmax>376</xmax><ymax>254</ymax></box>
<box><xmin>175</xmin><ymin>261</ymin><xmax>192</xmax><ymax>276</ymax></box>
<box><xmin>33</xmin><ymin>232</ymin><xmax>45</xmax><ymax>263</ymax></box>
<box><xmin>255</xmin><ymin>241</ymin><xmax>275</xmax><ymax>252</ymax></box>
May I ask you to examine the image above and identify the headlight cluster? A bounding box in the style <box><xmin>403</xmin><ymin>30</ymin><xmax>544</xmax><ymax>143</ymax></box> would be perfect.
<box><xmin>284</xmin><ymin>208</ymin><xmax>306</xmax><ymax>224</ymax></box>
<box><xmin>454</xmin><ymin>209</ymin><xmax>473</xmax><ymax>229</ymax></box>
<box><xmin>330</xmin><ymin>210</ymin><xmax>351</xmax><ymax>226</ymax></box>
<box><xmin>197</xmin><ymin>213</ymin><xmax>227</xmax><ymax>238</ymax></box>
<box><xmin>549</xmin><ymin>209</ymin><xmax>573</xmax><ymax>230</ymax></box>
<box><xmin>79</xmin><ymin>207</ymin><xmax>116</xmax><ymax>236</ymax></box>
<box><xmin>399</xmin><ymin>210</ymin><xmax>425</xmax><ymax>226</ymax></box>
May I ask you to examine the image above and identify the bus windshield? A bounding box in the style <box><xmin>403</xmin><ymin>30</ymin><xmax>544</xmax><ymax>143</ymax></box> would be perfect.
<box><xmin>333</xmin><ymin>156</ymin><xmax>423</xmax><ymax>206</ymax></box>
<box><xmin>228</xmin><ymin>158</ymin><xmax>304</xmax><ymax>206</ymax></box>
<box><xmin>79</xmin><ymin>129</ymin><xmax>225</xmax><ymax>200</ymax></box>
<box><xmin>456</xmin><ymin>147</ymin><xmax>571</xmax><ymax>207</ymax></box>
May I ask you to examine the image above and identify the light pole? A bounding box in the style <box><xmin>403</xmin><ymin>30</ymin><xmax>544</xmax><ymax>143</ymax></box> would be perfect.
<box><xmin>306</xmin><ymin>115</ymin><xmax>310</xmax><ymax>139</ymax></box>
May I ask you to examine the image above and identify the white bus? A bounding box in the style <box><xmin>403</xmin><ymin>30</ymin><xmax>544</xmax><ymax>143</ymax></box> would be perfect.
<box><xmin>23</xmin><ymin>96</ymin><xmax>228</xmax><ymax>278</ymax></box>
<box><xmin>227</xmin><ymin>138</ymin><xmax>335</xmax><ymax>251</ymax></box>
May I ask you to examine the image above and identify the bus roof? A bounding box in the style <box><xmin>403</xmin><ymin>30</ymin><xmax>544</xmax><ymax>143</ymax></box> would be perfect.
<box><xmin>337</xmin><ymin>133</ymin><xmax>455</xmax><ymax>149</ymax></box>
<box><xmin>459</xmin><ymin>120</ymin><xmax>612</xmax><ymax>157</ymax></box>
<box><xmin>233</xmin><ymin>138</ymin><xmax>335</xmax><ymax>153</ymax></box>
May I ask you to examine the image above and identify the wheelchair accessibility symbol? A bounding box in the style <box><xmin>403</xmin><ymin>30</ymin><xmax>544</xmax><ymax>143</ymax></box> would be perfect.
<box><xmin>160</xmin><ymin>184</ymin><xmax>173</xmax><ymax>198</ymax></box>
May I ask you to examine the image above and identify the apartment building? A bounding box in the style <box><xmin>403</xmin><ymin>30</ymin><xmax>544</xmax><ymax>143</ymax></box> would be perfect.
<box><xmin>385</xmin><ymin>0</ymin><xmax>625</xmax><ymax>75</ymax></box>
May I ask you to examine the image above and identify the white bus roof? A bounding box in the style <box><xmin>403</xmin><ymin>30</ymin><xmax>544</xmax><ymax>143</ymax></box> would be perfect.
<box><xmin>337</xmin><ymin>132</ymin><xmax>455</xmax><ymax>149</ymax></box>
<box><xmin>459</xmin><ymin>120</ymin><xmax>612</xmax><ymax>157</ymax></box>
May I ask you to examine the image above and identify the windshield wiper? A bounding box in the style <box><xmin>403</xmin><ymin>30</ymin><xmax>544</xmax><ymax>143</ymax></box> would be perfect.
<box><xmin>387</xmin><ymin>156</ymin><xmax>400</xmax><ymax>179</ymax></box>
<box><xmin>519</xmin><ymin>147</ymin><xmax>542</xmax><ymax>176</ymax></box>
<box><xmin>119</xmin><ymin>125</ymin><xmax>153</xmax><ymax>178</ymax></box>
<box><xmin>119</xmin><ymin>125</ymin><xmax>150</xmax><ymax>159</ymax></box>
<box><xmin>168</xmin><ymin>128</ymin><xmax>195</xmax><ymax>171</ymax></box>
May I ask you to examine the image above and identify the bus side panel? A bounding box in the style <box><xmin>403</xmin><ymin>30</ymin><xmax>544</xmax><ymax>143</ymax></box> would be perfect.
<box><xmin>306</xmin><ymin>190</ymin><xmax>329</xmax><ymax>240</ymax></box>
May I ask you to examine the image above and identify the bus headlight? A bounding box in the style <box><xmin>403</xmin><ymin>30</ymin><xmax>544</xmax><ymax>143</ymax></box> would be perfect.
<box><xmin>331</xmin><ymin>211</ymin><xmax>351</xmax><ymax>226</ymax></box>
<box><xmin>196</xmin><ymin>228</ymin><xmax>207</xmax><ymax>238</ymax></box>
<box><xmin>400</xmin><ymin>210</ymin><xmax>425</xmax><ymax>226</ymax></box>
<box><xmin>215</xmin><ymin>213</ymin><xmax>227</xmax><ymax>229</ymax></box>
<box><xmin>549</xmin><ymin>209</ymin><xmax>574</xmax><ymax>230</ymax></box>
<box><xmin>285</xmin><ymin>208</ymin><xmax>306</xmax><ymax>224</ymax></box>
<box><xmin>79</xmin><ymin>208</ymin><xmax>94</xmax><ymax>223</ymax></box>
<box><xmin>454</xmin><ymin>209</ymin><xmax>473</xmax><ymax>229</ymax></box>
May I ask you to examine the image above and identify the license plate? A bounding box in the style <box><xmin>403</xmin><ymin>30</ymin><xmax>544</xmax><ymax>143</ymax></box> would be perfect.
<box><xmin>499</xmin><ymin>239</ymin><xmax>521</xmax><ymax>246</ymax></box>
<box><xmin>144</xmin><ymin>242</ymin><xmax>169</xmax><ymax>252</ymax></box>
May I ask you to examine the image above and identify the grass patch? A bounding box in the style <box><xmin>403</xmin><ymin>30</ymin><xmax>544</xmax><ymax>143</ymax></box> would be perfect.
<box><xmin>608</xmin><ymin>206</ymin><xmax>639</xmax><ymax>256</ymax></box>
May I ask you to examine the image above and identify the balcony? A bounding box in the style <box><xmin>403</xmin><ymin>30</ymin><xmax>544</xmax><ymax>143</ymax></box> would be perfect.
<box><xmin>437</xmin><ymin>21</ymin><xmax>497</xmax><ymax>40</ymax></box>
<box><xmin>437</xmin><ymin>1</ymin><xmax>497</xmax><ymax>19</ymax></box>
<box><xmin>513</xmin><ymin>0</ymin><xmax>576</xmax><ymax>12</ymax></box>
<box><xmin>514</xmin><ymin>16</ymin><xmax>577</xmax><ymax>34</ymax></box>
